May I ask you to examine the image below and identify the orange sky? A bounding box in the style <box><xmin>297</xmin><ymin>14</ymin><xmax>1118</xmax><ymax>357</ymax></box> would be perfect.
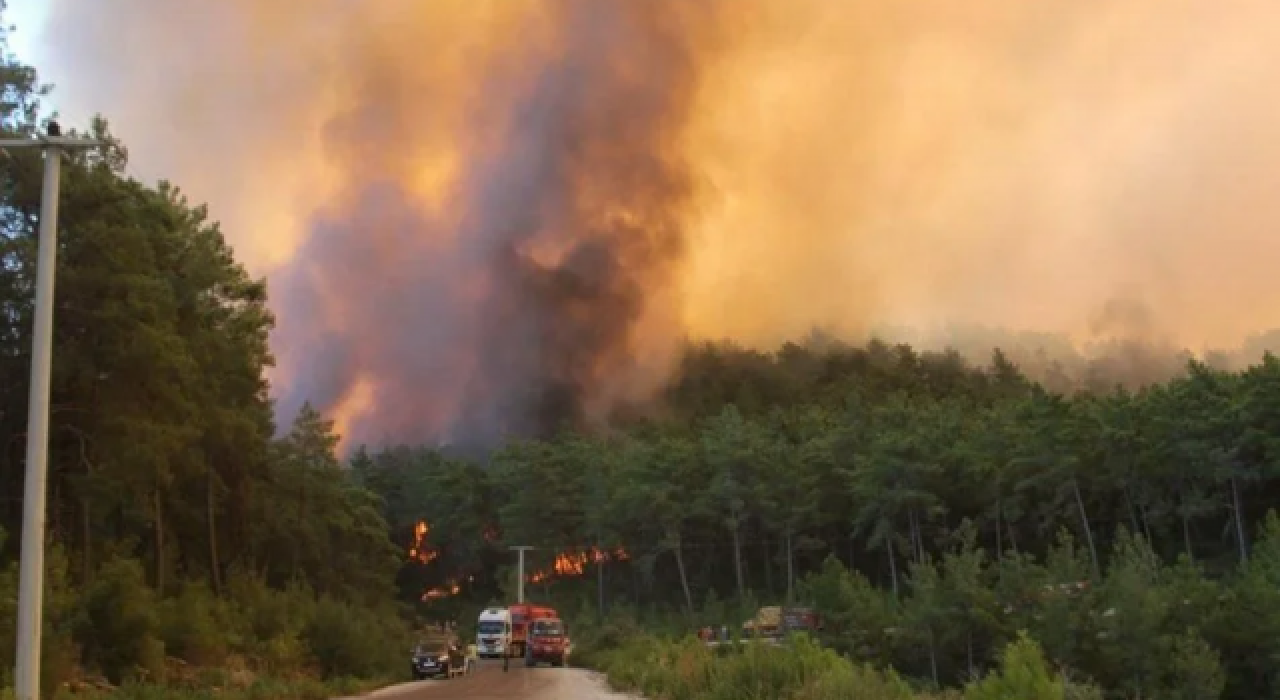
<box><xmin>29</xmin><ymin>0</ymin><xmax>1280</xmax><ymax>442</ymax></box>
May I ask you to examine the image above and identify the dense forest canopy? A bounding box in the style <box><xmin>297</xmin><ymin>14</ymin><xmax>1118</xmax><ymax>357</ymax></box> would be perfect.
<box><xmin>5</xmin><ymin>8</ymin><xmax>1280</xmax><ymax>700</ymax></box>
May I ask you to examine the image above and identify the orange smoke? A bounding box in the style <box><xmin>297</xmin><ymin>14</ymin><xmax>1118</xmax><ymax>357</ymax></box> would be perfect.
<box><xmin>31</xmin><ymin>0</ymin><xmax>1280</xmax><ymax>444</ymax></box>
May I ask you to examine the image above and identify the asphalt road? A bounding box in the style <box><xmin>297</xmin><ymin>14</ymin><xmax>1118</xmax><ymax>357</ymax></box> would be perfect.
<box><xmin>340</xmin><ymin>661</ymin><xmax>638</xmax><ymax>700</ymax></box>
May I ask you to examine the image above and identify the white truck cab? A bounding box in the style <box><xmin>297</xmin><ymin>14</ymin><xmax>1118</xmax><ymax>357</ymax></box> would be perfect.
<box><xmin>476</xmin><ymin>607</ymin><xmax>512</xmax><ymax>658</ymax></box>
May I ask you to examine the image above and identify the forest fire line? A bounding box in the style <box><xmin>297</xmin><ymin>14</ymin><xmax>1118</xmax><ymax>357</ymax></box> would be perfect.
<box><xmin>527</xmin><ymin>547</ymin><xmax>630</xmax><ymax>584</ymax></box>
<box><xmin>406</xmin><ymin>520</ymin><xmax>629</xmax><ymax>598</ymax></box>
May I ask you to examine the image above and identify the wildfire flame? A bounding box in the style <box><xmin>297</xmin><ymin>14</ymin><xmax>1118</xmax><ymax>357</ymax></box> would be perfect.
<box><xmin>421</xmin><ymin>579</ymin><xmax>462</xmax><ymax>602</ymax></box>
<box><xmin>527</xmin><ymin>547</ymin><xmax>629</xmax><ymax>583</ymax></box>
<box><xmin>408</xmin><ymin>520</ymin><xmax>439</xmax><ymax>565</ymax></box>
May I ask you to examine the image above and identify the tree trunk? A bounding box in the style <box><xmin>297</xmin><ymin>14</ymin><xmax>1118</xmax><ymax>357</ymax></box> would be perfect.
<box><xmin>785</xmin><ymin>527</ymin><xmax>795</xmax><ymax>604</ymax></box>
<box><xmin>731</xmin><ymin>524</ymin><xmax>746</xmax><ymax>600</ymax></box>
<box><xmin>994</xmin><ymin>503</ymin><xmax>1003</xmax><ymax>565</ymax></box>
<box><xmin>208</xmin><ymin>465</ymin><xmax>223</xmax><ymax>595</ymax></box>
<box><xmin>596</xmin><ymin>546</ymin><xmax>605</xmax><ymax>617</ymax></box>
<box><xmin>1179</xmin><ymin>488</ymin><xmax>1195</xmax><ymax>562</ymax></box>
<box><xmin>673</xmin><ymin>539</ymin><xmax>694</xmax><ymax>616</ymax></box>
<box><xmin>908</xmin><ymin>507</ymin><xmax>923</xmax><ymax>563</ymax></box>
<box><xmin>154</xmin><ymin>488</ymin><xmax>165</xmax><ymax>593</ymax></box>
<box><xmin>294</xmin><ymin>479</ymin><xmax>307</xmax><ymax>580</ymax></box>
<box><xmin>761</xmin><ymin>534</ymin><xmax>773</xmax><ymax>595</ymax></box>
<box><xmin>928</xmin><ymin>627</ymin><xmax>939</xmax><ymax>687</ymax></box>
<box><xmin>1124</xmin><ymin>486</ymin><xmax>1141</xmax><ymax>538</ymax></box>
<box><xmin>1139</xmin><ymin>502</ymin><xmax>1154</xmax><ymax>547</ymax></box>
<box><xmin>51</xmin><ymin>475</ymin><xmax>62</xmax><ymax>545</ymax></box>
<box><xmin>1230</xmin><ymin>476</ymin><xmax>1248</xmax><ymax>565</ymax></box>
<box><xmin>886</xmin><ymin>532</ymin><xmax>900</xmax><ymax>599</ymax></box>
<box><xmin>967</xmin><ymin>630</ymin><xmax>976</xmax><ymax>680</ymax></box>
<box><xmin>81</xmin><ymin>498</ymin><xmax>92</xmax><ymax>583</ymax></box>
<box><xmin>1072</xmin><ymin>479</ymin><xmax>1100</xmax><ymax>579</ymax></box>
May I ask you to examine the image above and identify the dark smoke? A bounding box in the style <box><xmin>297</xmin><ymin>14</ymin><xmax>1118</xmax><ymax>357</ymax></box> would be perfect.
<box><xmin>272</xmin><ymin>1</ymin><xmax>719</xmax><ymax>450</ymax></box>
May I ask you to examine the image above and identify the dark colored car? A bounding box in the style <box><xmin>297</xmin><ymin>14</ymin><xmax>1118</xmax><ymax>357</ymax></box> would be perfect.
<box><xmin>525</xmin><ymin>618</ymin><xmax>570</xmax><ymax>667</ymax></box>
<box><xmin>411</xmin><ymin>640</ymin><xmax>462</xmax><ymax>680</ymax></box>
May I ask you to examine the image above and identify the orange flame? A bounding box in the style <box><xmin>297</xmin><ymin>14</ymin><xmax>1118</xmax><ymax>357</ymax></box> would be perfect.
<box><xmin>421</xmin><ymin>579</ymin><xmax>462</xmax><ymax>602</ymax></box>
<box><xmin>526</xmin><ymin>547</ymin><xmax>630</xmax><ymax>583</ymax></box>
<box><xmin>408</xmin><ymin>520</ymin><xmax>439</xmax><ymax>565</ymax></box>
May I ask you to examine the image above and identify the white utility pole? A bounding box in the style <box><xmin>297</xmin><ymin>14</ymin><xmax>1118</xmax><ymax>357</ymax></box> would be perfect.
<box><xmin>509</xmin><ymin>546</ymin><xmax>534</xmax><ymax>603</ymax></box>
<box><xmin>1</xmin><ymin>124</ymin><xmax>103</xmax><ymax>700</ymax></box>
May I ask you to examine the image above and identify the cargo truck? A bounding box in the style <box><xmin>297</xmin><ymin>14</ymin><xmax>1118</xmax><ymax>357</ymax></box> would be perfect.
<box><xmin>476</xmin><ymin>607</ymin><xmax>512</xmax><ymax>659</ymax></box>
<box><xmin>506</xmin><ymin>602</ymin><xmax>558</xmax><ymax>660</ymax></box>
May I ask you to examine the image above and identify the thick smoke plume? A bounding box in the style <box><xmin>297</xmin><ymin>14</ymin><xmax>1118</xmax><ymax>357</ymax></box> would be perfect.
<box><xmin>30</xmin><ymin>0</ymin><xmax>1280</xmax><ymax>446</ymax></box>
<box><xmin>265</xmin><ymin>0</ymin><xmax>729</xmax><ymax>448</ymax></box>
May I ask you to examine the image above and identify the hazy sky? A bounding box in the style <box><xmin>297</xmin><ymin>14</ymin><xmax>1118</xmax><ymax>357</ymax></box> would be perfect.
<box><xmin>20</xmin><ymin>1</ymin><xmax>1280</xmax><ymax>443</ymax></box>
<box><xmin>8</xmin><ymin>1</ymin><xmax>45</xmax><ymax>67</ymax></box>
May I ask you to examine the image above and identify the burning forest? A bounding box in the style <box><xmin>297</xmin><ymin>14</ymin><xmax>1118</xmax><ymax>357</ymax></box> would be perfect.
<box><xmin>406</xmin><ymin>519</ymin><xmax>629</xmax><ymax>602</ymax></box>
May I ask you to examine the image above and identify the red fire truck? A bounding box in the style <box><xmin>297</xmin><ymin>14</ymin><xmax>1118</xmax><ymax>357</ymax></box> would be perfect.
<box><xmin>525</xmin><ymin>616</ymin><xmax>571</xmax><ymax>667</ymax></box>
<box><xmin>506</xmin><ymin>603</ymin><xmax>558</xmax><ymax>659</ymax></box>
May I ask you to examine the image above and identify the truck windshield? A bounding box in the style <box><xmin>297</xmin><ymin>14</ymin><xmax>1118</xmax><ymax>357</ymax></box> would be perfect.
<box><xmin>532</xmin><ymin>620</ymin><xmax>563</xmax><ymax>636</ymax></box>
<box><xmin>477</xmin><ymin>621</ymin><xmax>505</xmax><ymax>634</ymax></box>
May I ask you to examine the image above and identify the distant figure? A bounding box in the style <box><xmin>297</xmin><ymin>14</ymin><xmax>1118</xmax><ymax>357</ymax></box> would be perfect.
<box><xmin>465</xmin><ymin>643</ymin><xmax>477</xmax><ymax>674</ymax></box>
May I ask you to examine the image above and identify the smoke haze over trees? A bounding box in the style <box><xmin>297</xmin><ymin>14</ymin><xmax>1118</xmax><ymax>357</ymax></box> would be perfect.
<box><xmin>26</xmin><ymin>0</ymin><xmax>1280</xmax><ymax>446</ymax></box>
<box><xmin>10</xmin><ymin>5</ymin><xmax>1280</xmax><ymax>698</ymax></box>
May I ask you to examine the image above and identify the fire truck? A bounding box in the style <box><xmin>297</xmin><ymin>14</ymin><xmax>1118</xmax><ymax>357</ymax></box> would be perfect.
<box><xmin>525</xmin><ymin>616</ymin><xmax>571</xmax><ymax>667</ymax></box>
<box><xmin>506</xmin><ymin>602</ymin><xmax>558</xmax><ymax>660</ymax></box>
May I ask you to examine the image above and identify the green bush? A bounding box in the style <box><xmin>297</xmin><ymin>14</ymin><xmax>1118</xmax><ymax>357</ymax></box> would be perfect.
<box><xmin>589</xmin><ymin>630</ymin><xmax>1106</xmax><ymax>700</ymax></box>
<box><xmin>156</xmin><ymin>582</ymin><xmax>232</xmax><ymax>667</ymax></box>
<box><xmin>963</xmin><ymin>632</ymin><xmax>1062</xmax><ymax>700</ymax></box>
<box><xmin>302</xmin><ymin>597</ymin><xmax>408</xmax><ymax>679</ymax></box>
<box><xmin>75</xmin><ymin>558</ymin><xmax>165</xmax><ymax>684</ymax></box>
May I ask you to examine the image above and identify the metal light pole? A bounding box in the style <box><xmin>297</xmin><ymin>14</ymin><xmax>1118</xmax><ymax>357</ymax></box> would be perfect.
<box><xmin>1</xmin><ymin>124</ymin><xmax>103</xmax><ymax>700</ymax></box>
<box><xmin>509</xmin><ymin>546</ymin><xmax>533</xmax><ymax>603</ymax></box>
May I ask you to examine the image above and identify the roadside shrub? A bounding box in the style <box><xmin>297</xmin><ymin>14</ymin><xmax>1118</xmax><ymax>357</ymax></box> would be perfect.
<box><xmin>156</xmin><ymin>582</ymin><xmax>232</xmax><ymax>666</ymax></box>
<box><xmin>75</xmin><ymin>558</ymin><xmax>165</xmax><ymax>684</ymax></box>
<box><xmin>963</xmin><ymin>632</ymin><xmax>1062</xmax><ymax>700</ymax></box>
<box><xmin>302</xmin><ymin>597</ymin><xmax>407</xmax><ymax>679</ymax></box>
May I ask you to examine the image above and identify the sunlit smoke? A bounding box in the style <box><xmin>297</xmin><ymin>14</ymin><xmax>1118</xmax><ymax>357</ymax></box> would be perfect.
<box><xmin>32</xmin><ymin>0</ymin><xmax>1280</xmax><ymax>446</ymax></box>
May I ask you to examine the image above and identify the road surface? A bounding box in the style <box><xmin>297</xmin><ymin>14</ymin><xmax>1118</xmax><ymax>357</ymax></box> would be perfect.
<box><xmin>339</xmin><ymin>661</ymin><xmax>639</xmax><ymax>700</ymax></box>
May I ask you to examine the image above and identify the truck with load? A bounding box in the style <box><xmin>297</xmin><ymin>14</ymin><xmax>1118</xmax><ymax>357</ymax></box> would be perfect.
<box><xmin>741</xmin><ymin>605</ymin><xmax>822</xmax><ymax>642</ymax></box>
<box><xmin>476</xmin><ymin>607</ymin><xmax>512</xmax><ymax>659</ymax></box>
<box><xmin>702</xmin><ymin>606</ymin><xmax>823</xmax><ymax>648</ymax></box>
<box><xmin>506</xmin><ymin>602</ymin><xmax>558</xmax><ymax>660</ymax></box>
